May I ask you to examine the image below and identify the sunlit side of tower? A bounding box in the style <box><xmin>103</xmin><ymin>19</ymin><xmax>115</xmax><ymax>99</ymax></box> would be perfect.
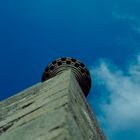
<box><xmin>0</xmin><ymin>57</ymin><xmax>107</xmax><ymax>140</ymax></box>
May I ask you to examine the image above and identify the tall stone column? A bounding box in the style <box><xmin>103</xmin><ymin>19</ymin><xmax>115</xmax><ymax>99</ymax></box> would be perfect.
<box><xmin>0</xmin><ymin>57</ymin><xmax>107</xmax><ymax>140</ymax></box>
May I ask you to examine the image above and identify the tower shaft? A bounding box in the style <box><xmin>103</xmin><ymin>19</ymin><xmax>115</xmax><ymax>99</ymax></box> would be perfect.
<box><xmin>0</xmin><ymin>70</ymin><xmax>106</xmax><ymax>140</ymax></box>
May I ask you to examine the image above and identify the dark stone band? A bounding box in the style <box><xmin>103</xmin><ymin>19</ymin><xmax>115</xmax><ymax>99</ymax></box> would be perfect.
<box><xmin>41</xmin><ymin>57</ymin><xmax>91</xmax><ymax>97</ymax></box>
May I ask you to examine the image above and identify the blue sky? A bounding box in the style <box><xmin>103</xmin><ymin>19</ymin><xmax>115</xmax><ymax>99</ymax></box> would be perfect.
<box><xmin>0</xmin><ymin>0</ymin><xmax>140</xmax><ymax>140</ymax></box>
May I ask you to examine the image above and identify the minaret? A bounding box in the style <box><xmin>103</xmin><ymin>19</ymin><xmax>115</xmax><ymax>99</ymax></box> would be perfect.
<box><xmin>0</xmin><ymin>57</ymin><xmax>107</xmax><ymax>140</ymax></box>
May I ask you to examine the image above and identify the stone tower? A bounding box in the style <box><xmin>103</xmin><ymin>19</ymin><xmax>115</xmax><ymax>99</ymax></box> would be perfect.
<box><xmin>0</xmin><ymin>57</ymin><xmax>107</xmax><ymax>140</ymax></box>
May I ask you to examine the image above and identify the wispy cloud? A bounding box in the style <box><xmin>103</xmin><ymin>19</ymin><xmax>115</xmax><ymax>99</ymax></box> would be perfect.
<box><xmin>112</xmin><ymin>3</ymin><xmax>140</xmax><ymax>34</ymax></box>
<box><xmin>89</xmin><ymin>54</ymin><xmax>140</xmax><ymax>139</ymax></box>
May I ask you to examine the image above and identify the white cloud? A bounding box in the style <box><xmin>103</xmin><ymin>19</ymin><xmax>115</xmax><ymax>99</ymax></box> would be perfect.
<box><xmin>90</xmin><ymin>54</ymin><xmax>140</xmax><ymax>133</ymax></box>
<box><xmin>112</xmin><ymin>4</ymin><xmax>140</xmax><ymax>34</ymax></box>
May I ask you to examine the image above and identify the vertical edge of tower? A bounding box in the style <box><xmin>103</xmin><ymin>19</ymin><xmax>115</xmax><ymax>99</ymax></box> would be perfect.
<box><xmin>0</xmin><ymin>70</ymin><xmax>107</xmax><ymax>140</ymax></box>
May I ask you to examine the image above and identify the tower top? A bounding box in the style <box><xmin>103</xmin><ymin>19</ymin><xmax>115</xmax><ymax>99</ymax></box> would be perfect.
<box><xmin>41</xmin><ymin>57</ymin><xmax>91</xmax><ymax>97</ymax></box>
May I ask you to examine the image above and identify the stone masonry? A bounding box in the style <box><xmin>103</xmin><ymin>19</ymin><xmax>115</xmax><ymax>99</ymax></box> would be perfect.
<box><xmin>0</xmin><ymin>70</ymin><xmax>107</xmax><ymax>140</ymax></box>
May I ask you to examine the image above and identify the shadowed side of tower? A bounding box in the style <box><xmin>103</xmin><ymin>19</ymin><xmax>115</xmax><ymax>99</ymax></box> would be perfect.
<box><xmin>0</xmin><ymin>58</ymin><xmax>107</xmax><ymax>140</ymax></box>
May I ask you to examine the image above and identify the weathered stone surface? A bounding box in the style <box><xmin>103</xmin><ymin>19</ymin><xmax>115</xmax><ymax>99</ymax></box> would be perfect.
<box><xmin>0</xmin><ymin>70</ymin><xmax>107</xmax><ymax>140</ymax></box>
